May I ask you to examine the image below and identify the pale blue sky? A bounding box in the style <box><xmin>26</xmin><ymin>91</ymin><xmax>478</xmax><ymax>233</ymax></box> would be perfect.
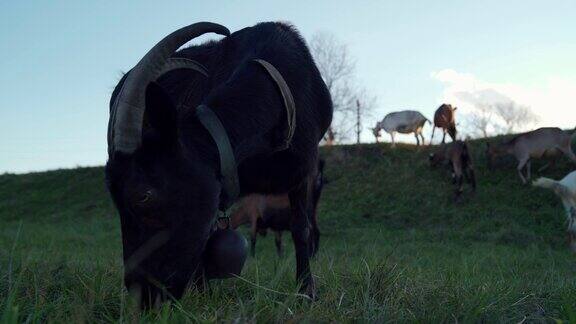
<box><xmin>1</xmin><ymin>0</ymin><xmax>575</xmax><ymax>173</ymax></box>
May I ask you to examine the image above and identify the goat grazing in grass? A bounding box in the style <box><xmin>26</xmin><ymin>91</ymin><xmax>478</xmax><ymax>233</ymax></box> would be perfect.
<box><xmin>429</xmin><ymin>141</ymin><xmax>476</xmax><ymax>200</ymax></box>
<box><xmin>533</xmin><ymin>171</ymin><xmax>576</xmax><ymax>252</ymax></box>
<box><xmin>106</xmin><ymin>22</ymin><xmax>332</xmax><ymax>307</ymax></box>
<box><xmin>231</xmin><ymin>160</ymin><xmax>326</xmax><ymax>257</ymax></box>
<box><xmin>371</xmin><ymin>110</ymin><xmax>429</xmax><ymax>147</ymax></box>
<box><xmin>430</xmin><ymin>104</ymin><xmax>457</xmax><ymax>144</ymax></box>
<box><xmin>486</xmin><ymin>127</ymin><xmax>576</xmax><ymax>184</ymax></box>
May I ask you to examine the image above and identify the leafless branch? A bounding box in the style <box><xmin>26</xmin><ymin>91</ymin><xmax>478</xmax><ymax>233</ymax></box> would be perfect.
<box><xmin>310</xmin><ymin>32</ymin><xmax>376</xmax><ymax>144</ymax></box>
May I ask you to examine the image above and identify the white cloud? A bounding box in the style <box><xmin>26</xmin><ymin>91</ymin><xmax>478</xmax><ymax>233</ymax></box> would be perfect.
<box><xmin>431</xmin><ymin>69</ymin><xmax>576</xmax><ymax>133</ymax></box>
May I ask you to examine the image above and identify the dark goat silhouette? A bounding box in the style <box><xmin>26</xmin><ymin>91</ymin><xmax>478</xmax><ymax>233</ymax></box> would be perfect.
<box><xmin>106</xmin><ymin>22</ymin><xmax>332</xmax><ymax>308</ymax></box>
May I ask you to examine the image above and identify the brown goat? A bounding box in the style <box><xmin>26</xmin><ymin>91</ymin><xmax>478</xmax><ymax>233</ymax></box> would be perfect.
<box><xmin>430</xmin><ymin>104</ymin><xmax>457</xmax><ymax>144</ymax></box>
<box><xmin>230</xmin><ymin>194</ymin><xmax>290</xmax><ymax>256</ymax></box>
<box><xmin>486</xmin><ymin>127</ymin><xmax>576</xmax><ymax>184</ymax></box>
<box><xmin>230</xmin><ymin>160</ymin><xmax>326</xmax><ymax>256</ymax></box>
<box><xmin>429</xmin><ymin>140</ymin><xmax>476</xmax><ymax>199</ymax></box>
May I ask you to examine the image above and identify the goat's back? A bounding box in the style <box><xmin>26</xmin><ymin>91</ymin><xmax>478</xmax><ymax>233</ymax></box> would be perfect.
<box><xmin>164</xmin><ymin>22</ymin><xmax>333</xmax><ymax>195</ymax></box>
<box><xmin>510</xmin><ymin>128</ymin><xmax>571</xmax><ymax>156</ymax></box>
<box><xmin>382</xmin><ymin>110</ymin><xmax>427</xmax><ymax>133</ymax></box>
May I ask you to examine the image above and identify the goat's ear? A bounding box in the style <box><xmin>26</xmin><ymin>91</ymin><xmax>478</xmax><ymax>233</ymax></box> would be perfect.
<box><xmin>453</xmin><ymin>107</ymin><xmax>458</xmax><ymax>111</ymax></box>
<box><xmin>144</xmin><ymin>82</ymin><xmax>177</xmax><ymax>144</ymax></box>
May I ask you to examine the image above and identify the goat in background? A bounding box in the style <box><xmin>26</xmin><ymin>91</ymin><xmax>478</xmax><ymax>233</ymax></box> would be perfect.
<box><xmin>429</xmin><ymin>140</ymin><xmax>476</xmax><ymax>200</ymax></box>
<box><xmin>372</xmin><ymin>110</ymin><xmax>429</xmax><ymax>147</ymax></box>
<box><xmin>231</xmin><ymin>160</ymin><xmax>326</xmax><ymax>257</ymax></box>
<box><xmin>430</xmin><ymin>104</ymin><xmax>457</xmax><ymax>144</ymax></box>
<box><xmin>486</xmin><ymin>127</ymin><xmax>576</xmax><ymax>184</ymax></box>
<box><xmin>533</xmin><ymin>171</ymin><xmax>576</xmax><ymax>252</ymax></box>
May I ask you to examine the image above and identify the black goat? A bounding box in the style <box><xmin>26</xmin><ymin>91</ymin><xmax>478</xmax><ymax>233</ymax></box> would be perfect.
<box><xmin>106</xmin><ymin>22</ymin><xmax>332</xmax><ymax>308</ymax></box>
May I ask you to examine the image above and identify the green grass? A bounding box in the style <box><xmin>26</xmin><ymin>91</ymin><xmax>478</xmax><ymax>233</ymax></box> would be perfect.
<box><xmin>1</xmin><ymin>140</ymin><xmax>576</xmax><ymax>323</ymax></box>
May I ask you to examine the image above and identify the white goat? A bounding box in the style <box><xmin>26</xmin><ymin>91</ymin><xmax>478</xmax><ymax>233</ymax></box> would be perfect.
<box><xmin>372</xmin><ymin>110</ymin><xmax>429</xmax><ymax>147</ymax></box>
<box><xmin>533</xmin><ymin>171</ymin><xmax>576</xmax><ymax>252</ymax></box>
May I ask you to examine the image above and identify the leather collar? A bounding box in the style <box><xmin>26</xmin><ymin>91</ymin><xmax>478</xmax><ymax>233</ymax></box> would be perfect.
<box><xmin>195</xmin><ymin>59</ymin><xmax>296</xmax><ymax>212</ymax></box>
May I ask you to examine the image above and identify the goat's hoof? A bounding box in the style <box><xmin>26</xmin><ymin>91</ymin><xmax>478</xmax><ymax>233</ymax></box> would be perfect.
<box><xmin>300</xmin><ymin>279</ymin><xmax>317</xmax><ymax>301</ymax></box>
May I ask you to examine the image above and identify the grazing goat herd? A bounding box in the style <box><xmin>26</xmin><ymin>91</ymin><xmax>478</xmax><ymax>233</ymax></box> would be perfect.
<box><xmin>105</xmin><ymin>22</ymin><xmax>576</xmax><ymax>309</ymax></box>
<box><xmin>373</xmin><ymin>106</ymin><xmax>576</xmax><ymax>250</ymax></box>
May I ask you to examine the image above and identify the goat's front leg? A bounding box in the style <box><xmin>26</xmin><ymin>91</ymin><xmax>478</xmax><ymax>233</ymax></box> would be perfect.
<box><xmin>466</xmin><ymin>168</ymin><xmax>476</xmax><ymax>191</ymax></box>
<box><xmin>453</xmin><ymin>176</ymin><xmax>464</xmax><ymax>203</ymax></box>
<box><xmin>453</xmin><ymin>163</ymin><xmax>464</xmax><ymax>199</ymax></box>
<box><xmin>569</xmin><ymin>208</ymin><xmax>576</xmax><ymax>253</ymax></box>
<box><xmin>250</xmin><ymin>218</ymin><xmax>258</xmax><ymax>257</ymax></box>
<box><xmin>289</xmin><ymin>179</ymin><xmax>316</xmax><ymax>299</ymax></box>
<box><xmin>274</xmin><ymin>231</ymin><xmax>283</xmax><ymax>257</ymax></box>
<box><xmin>310</xmin><ymin>212</ymin><xmax>321</xmax><ymax>257</ymax></box>
<box><xmin>517</xmin><ymin>157</ymin><xmax>529</xmax><ymax>184</ymax></box>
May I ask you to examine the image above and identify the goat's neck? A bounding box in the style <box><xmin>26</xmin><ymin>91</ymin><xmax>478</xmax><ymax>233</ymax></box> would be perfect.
<box><xmin>182</xmin><ymin>104</ymin><xmax>281</xmax><ymax>167</ymax></box>
<box><xmin>495</xmin><ymin>142</ymin><xmax>514</xmax><ymax>155</ymax></box>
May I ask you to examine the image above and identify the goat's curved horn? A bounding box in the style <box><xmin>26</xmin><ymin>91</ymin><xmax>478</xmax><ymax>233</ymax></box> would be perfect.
<box><xmin>108</xmin><ymin>22</ymin><xmax>230</xmax><ymax>155</ymax></box>
<box><xmin>158</xmin><ymin>58</ymin><xmax>209</xmax><ymax>78</ymax></box>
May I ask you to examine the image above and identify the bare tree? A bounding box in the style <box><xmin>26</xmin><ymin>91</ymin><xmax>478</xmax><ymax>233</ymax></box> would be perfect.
<box><xmin>325</xmin><ymin>128</ymin><xmax>336</xmax><ymax>146</ymax></box>
<box><xmin>309</xmin><ymin>32</ymin><xmax>355</xmax><ymax>111</ymax></box>
<box><xmin>464</xmin><ymin>105</ymin><xmax>494</xmax><ymax>138</ymax></box>
<box><xmin>310</xmin><ymin>32</ymin><xmax>375</xmax><ymax>144</ymax></box>
<box><xmin>493</xmin><ymin>101</ymin><xmax>539</xmax><ymax>133</ymax></box>
<box><xmin>456</xmin><ymin>88</ymin><xmax>540</xmax><ymax>138</ymax></box>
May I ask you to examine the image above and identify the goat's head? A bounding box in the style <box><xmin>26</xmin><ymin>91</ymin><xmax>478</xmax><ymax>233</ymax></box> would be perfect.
<box><xmin>485</xmin><ymin>142</ymin><xmax>504</xmax><ymax>169</ymax></box>
<box><xmin>447</xmin><ymin>124</ymin><xmax>457</xmax><ymax>141</ymax></box>
<box><xmin>442</xmin><ymin>103</ymin><xmax>457</xmax><ymax>112</ymax></box>
<box><xmin>105</xmin><ymin>22</ymin><xmax>231</xmax><ymax>309</ymax></box>
<box><xmin>446</xmin><ymin>106</ymin><xmax>458</xmax><ymax>139</ymax></box>
<box><xmin>428</xmin><ymin>145</ymin><xmax>448</xmax><ymax>168</ymax></box>
<box><xmin>371</xmin><ymin>122</ymin><xmax>383</xmax><ymax>139</ymax></box>
<box><xmin>428</xmin><ymin>152</ymin><xmax>443</xmax><ymax>167</ymax></box>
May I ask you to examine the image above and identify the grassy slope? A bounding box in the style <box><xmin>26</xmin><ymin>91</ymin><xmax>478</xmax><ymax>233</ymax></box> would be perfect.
<box><xmin>1</xmin><ymin>140</ymin><xmax>576</xmax><ymax>323</ymax></box>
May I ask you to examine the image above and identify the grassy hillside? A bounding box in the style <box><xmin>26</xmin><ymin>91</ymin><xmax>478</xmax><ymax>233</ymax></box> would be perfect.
<box><xmin>1</xmin><ymin>140</ymin><xmax>576</xmax><ymax>323</ymax></box>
